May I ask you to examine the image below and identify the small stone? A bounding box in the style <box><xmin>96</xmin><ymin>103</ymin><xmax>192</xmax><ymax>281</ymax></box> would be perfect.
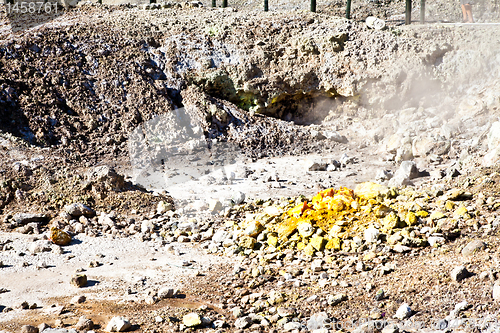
<box><xmin>37</xmin><ymin>324</ymin><xmax>50</xmax><ymax>332</ymax></box>
<box><xmin>158</xmin><ymin>287</ymin><xmax>178</xmax><ymax>299</ymax></box>
<box><xmin>375</xmin><ymin>289</ymin><xmax>385</xmax><ymax>301</ymax></box>
<box><xmin>310</xmin><ymin>236</ymin><xmax>327</xmax><ymax>251</ymax></box>
<box><xmin>105</xmin><ymin>316</ymin><xmax>131</xmax><ymax>332</ymax></box>
<box><xmin>393</xmin><ymin>244</ymin><xmax>411</xmax><ymax>253</ymax></box>
<box><xmin>64</xmin><ymin>203</ymin><xmax>95</xmax><ymax>217</ymax></box>
<box><xmin>394</xmin><ymin>303</ymin><xmax>412</xmax><ymax>319</ymax></box>
<box><xmin>29</xmin><ymin>241</ymin><xmax>52</xmax><ymax>254</ymax></box>
<box><xmin>354</xmin><ymin>182</ymin><xmax>389</xmax><ymax>200</ymax></box>
<box><xmin>239</xmin><ymin>236</ymin><xmax>256</xmax><ymax>249</ymax></box>
<box><xmin>430</xmin><ymin>211</ymin><xmax>445</xmax><ymax>220</ymax></box>
<box><xmin>21</xmin><ymin>301</ymin><xmax>29</xmax><ymax>309</ymax></box>
<box><xmin>327</xmin><ymin>294</ymin><xmax>347</xmax><ymax>306</ymax></box>
<box><xmin>297</xmin><ymin>222</ymin><xmax>315</xmax><ymax>238</ymax></box>
<box><xmin>311</xmin><ymin>260</ymin><xmax>323</xmax><ymax>273</ymax></box>
<box><xmin>364</xmin><ymin>227</ymin><xmax>379</xmax><ymax>243</ymax></box>
<box><xmin>20</xmin><ymin>325</ymin><xmax>38</xmax><ymax>333</ymax></box>
<box><xmin>208</xmin><ymin>199</ymin><xmax>223</xmax><ymax>214</ymax></box>
<box><xmin>70</xmin><ymin>295</ymin><xmax>86</xmax><ymax>304</ymax></box>
<box><xmin>183</xmin><ymin>313</ymin><xmax>201</xmax><ymax>327</ymax></box>
<box><xmin>283</xmin><ymin>322</ymin><xmax>301</xmax><ymax>331</ymax></box>
<box><xmin>303</xmin><ymin>244</ymin><xmax>315</xmax><ymax>256</ymax></box>
<box><xmin>232</xmin><ymin>191</ymin><xmax>246</xmax><ymax>205</ymax></box>
<box><xmin>461</xmin><ymin>240</ymin><xmax>486</xmax><ymax>256</ymax></box>
<box><xmin>234</xmin><ymin>316</ymin><xmax>252</xmax><ymax>329</ymax></box>
<box><xmin>382</xmin><ymin>324</ymin><xmax>400</xmax><ymax>333</ymax></box>
<box><xmin>75</xmin><ymin>316</ymin><xmax>94</xmax><ymax>330</ymax></box>
<box><xmin>12</xmin><ymin>213</ymin><xmax>47</xmax><ymax>225</ymax></box>
<box><xmin>244</xmin><ymin>221</ymin><xmax>264</xmax><ymax>238</ymax></box>
<box><xmin>71</xmin><ymin>274</ymin><xmax>88</xmax><ymax>288</ymax></box>
<box><xmin>157</xmin><ymin>201</ymin><xmax>174</xmax><ymax>215</ymax></box>
<box><xmin>277</xmin><ymin>307</ymin><xmax>296</xmax><ymax>317</ymax></box>
<box><xmin>451</xmin><ymin>265</ymin><xmax>470</xmax><ymax>282</ymax></box>
<box><xmin>268</xmin><ymin>290</ymin><xmax>285</xmax><ymax>305</ymax></box>
<box><xmin>49</xmin><ymin>227</ymin><xmax>72</xmax><ymax>246</ymax></box>
<box><xmin>428</xmin><ymin>236</ymin><xmax>445</xmax><ymax>247</ymax></box>
<box><xmin>493</xmin><ymin>282</ymin><xmax>500</xmax><ymax>300</ymax></box>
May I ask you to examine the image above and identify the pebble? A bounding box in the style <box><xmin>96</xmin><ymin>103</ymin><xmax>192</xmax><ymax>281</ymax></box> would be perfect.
<box><xmin>158</xmin><ymin>287</ymin><xmax>178</xmax><ymax>299</ymax></box>
<box><xmin>450</xmin><ymin>265</ymin><xmax>470</xmax><ymax>282</ymax></box>
<box><xmin>70</xmin><ymin>274</ymin><xmax>88</xmax><ymax>288</ymax></box>
<box><xmin>283</xmin><ymin>322</ymin><xmax>301</xmax><ymax>331</ymax></box>
<box><xmin>64</xmin><ymin>203</ymin><xmax>96</xmax><ymax>217</ymax></box>
<box><xmin>493</xmin><ymin>282</ymin><xmax>500</xmax><ymax>300</ymax></box>
<box><xmin>70</xmin><ymin>295</ymin><xmax>86</xmax><ymax>304</ymax></box>
<box><xmin>394</xmin><ymin>303</ymin><xmax>412</xmax><ymax>319</ymax></box>
<box><xmin>183</xmin><ymin>312</ymin><xmax>202</xmax><ymax>327</ymax></box>
<box><xmin>20</xmin><ymin>325</ymin><xmax>38</xmax><ymax>333</ymax></box>
<box><xmin>75</xmin><ymin>316</ymin><xmax>94</xmax><ymax>330</ymax></box>
<box><xmin>105</xmin><ymin>317</ymin><xmax>131</xmax><ymax>332</ymax></box>
<box><xmin>461</xmin><ymin>240</ymin><xmax>486</xmax><ymax>256</ymax></box>
<box><xmin>364</xmin><ymin>227</ymin><xmax>379</xmax><ymax>243</ymax></box>
<box><xmin>327</xmin><ymin>294</ymin><xmax>347</xmax><ymax>306</ymax></box>
<box><xmin>234</xmin><ymin>316</ymin><xmax>253</xmax><ymax>329</ymax></box>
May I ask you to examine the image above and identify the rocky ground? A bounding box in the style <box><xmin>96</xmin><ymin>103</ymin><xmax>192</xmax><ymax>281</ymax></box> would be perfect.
<box><xmin>0</xmin><ymin>1</ymin><xmax>500</xmax><ymax>333</ymax></box>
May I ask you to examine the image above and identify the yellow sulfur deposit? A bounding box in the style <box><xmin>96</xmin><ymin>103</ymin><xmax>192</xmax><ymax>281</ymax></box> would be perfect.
<box><xmin>266</xmin><ymin>183</ymin><xmax>428</xmax><ymax>254</ymax></box>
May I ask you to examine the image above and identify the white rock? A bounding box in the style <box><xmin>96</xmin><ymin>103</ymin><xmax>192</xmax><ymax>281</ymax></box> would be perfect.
<box><xmin>105</xmin><ymin>317</ymin><xmax>131</xmax><ymax>332</ymax></box>
<box><xmin>493</xmin><ymin>282</ymin><xmax>500</xmax><ymax>300</ymax></box>
<box><xmin>364</xmin><ymin>227</ymin><xmax>380</xmax><ymax>243</ymax></box>
<box><xmin>283</xmin><ymin>322</ymin><xmax>302</xmax><ymax>331</ymax></box>
<box><xmin>231</xmin><ymin>191</ymin><xmax>245</xmax><ymax>205</ymax></box>
<box><xmin>158</xmin><ymin>287</ymin><xmax>178</xmax><ymax>299</ymax></box>
<box><xmin>394</xmin><ymin>303</ymin><xmax>412</xmax><ymax>319</ymax></box>
<box><xmin>366</xmin><ymin>16</ymin><xmax>386</xmax><ymax>30</ymax></box>
<box><xmin>298</xmin><ymin>222</ymin><xmax>315</xmax><ymax>238</ymax></box>
<box><xmin>428</xmin><ymin>236</ymin><xmax>445</xmax><ymax>247</ymax></box>
<box><xmin>487</xmin><ymin>121</ymin><xmax>500</xmax><ymax>150</ymax></box>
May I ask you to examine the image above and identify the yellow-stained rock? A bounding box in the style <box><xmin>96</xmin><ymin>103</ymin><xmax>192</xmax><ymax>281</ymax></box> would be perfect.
<box><xmin>405</xmin><ymin>212</ymin><xmax>418</xmax><ymax>226</ymax></box>
<box><xmin>445</xmin><ymin>201</ymin><xmax>456</xmax><ymax>211</ymax></box>
<box><xmin>325</xmin><ymin>237</ymin><xmax>342</xmax><ymax>251</ymax></box>
<box><xmin>267</xmin><ymin>235</ymin><xmax>278</xmax><ymax>248</ymax></box>
<box><xmin>382</xmin><ymin>212</ymin><xmax>405</xmax><ymax>230</ymax></box>
<box><xmin>354</xmin><ymin>182</ymin><xmax>388</xmax><ymax>200</ymax></box>
<box><xmin>303</xmin><ymin>244</ymin><xmax>315</xmax><ymax>256</ymax></box>
<box><xmin>416</xmin><ymin>210</ymin><xmax>429</xmax><ymax>217</ymax></box>
<box><xmin>310</xmin><ymin>236</ymin><xmax>327</xmax><ymax>251</ymax></box>
<box><xmin>297</xmin><ymin>242</ymin><xmax>306</xmax><ymax>250</ymax></box>
<box><xmin>244</xmin><ymin>220</ymin><xmax>264</xmax><ymax>237</ymax></box>
<box><xmin>50</xmin><ymin>227</ymin><xmax>71</xmax><ymax>246</ymax></box>
<box><xmin>454</xmin><ymin>206</ymin><xmax>469</xmax><ymax>218</ymax></box>
<box><xmin>430</xmin><ymin>211</ymin><xmax>445</xmax><ymax>220</ymax></box>
<box><xmin>239</xmin><ymin>236</ymin><xmax>256</xmax><ymax>249</ymax></box>
<box><xmin>363</xmin><ymin>252</ymin><xmax>377</xmax><ymax>261</ymax></box>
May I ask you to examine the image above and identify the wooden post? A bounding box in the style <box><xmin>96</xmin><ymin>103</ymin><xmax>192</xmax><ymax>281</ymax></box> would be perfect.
<box><xmin>420</xmin><ymin>0</ymin><xmax>425</xmax><ymax>23</ymax></box>
<box><xmin>310</xmin><ymin>0</ymin><xmax>316</xmax><ymax>12</ymax></box>
<box><xmin>346</xmin><ymin>0</ymin><xmax>351</xmax><ymax>19</ymax></box>
<box><xmin>222</xmin><ymin>0</ymin><xmax>227</xmax><ymax>7</ymax></box>
<box><xmin>264</xmin><ymin>0</ymin><xmax>268</xmax><ymax>11</ymax></box>
<box><xmin>405</xmin><ymin>0</ymin><xmax>411</xmax><ymax>24</ymax></box>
